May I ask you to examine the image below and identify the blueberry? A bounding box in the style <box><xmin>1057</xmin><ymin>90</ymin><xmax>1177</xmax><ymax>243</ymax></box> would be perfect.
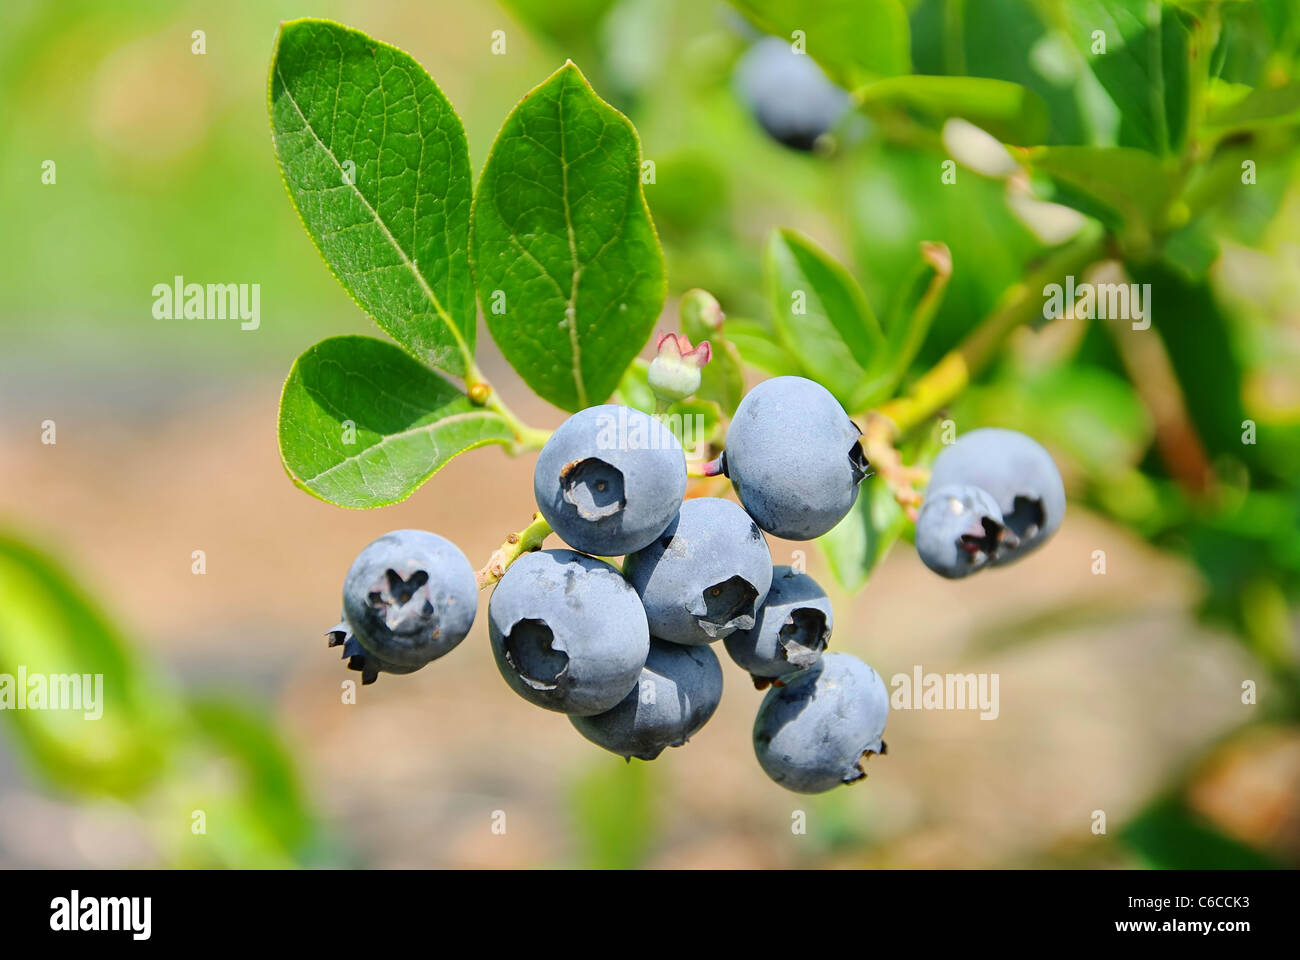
<box><xmin>330</xmin><ymin>529</ymin><xmax>477</xmax><ymax>684</ymax></box>
<box><xmin>623</xmin><ymin>497</ymin><xmax>773</xmax><ymax>646</ymax></box>
<box><xmin>914</xmin><ymin>485</ymin><xmax>1012</xmax><ymax>579</ymax></box>
<box><xmin>571</xmin><ymin>639</ymin><xmax>724</xmax><ymax>760</ymax></box>
<box><xmin>534</xmin><ymin>404</ymin><xmax>687</xmax><ymax>557</ymax></box>
<box><xmin>734</xmin><ymin>36</ymin><xmax>850</xmax><ymax>152</ymax></box>
<box><xmin>724</xmin><ymin>565</ymin><xmax>832</xmax><ymax>682</ymax></box>
<box><xmin>927</xmin><ymin>428</ymin><xmax>1065</xmax><ymax>564</ymax></box>
<box><xmin>722</xmin><ymin>376</ymin><xmax>868</xmax><ymax>540</ymax></box>
<box><xmin>752</xmin><ymin>652</ymin><xmax>889</xmax><ymax>794</ymax></box>
<box><xmin>489</xmin><ymin>549</ymin><xmax>650</xmax><ymax>716</ymax></box>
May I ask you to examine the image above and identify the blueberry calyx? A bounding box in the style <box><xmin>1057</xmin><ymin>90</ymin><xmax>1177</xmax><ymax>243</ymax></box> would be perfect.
<box><xmin>367</xmin><ymin>568</ymin><xmax>439</xmax><ymax>636</ymax></box>
<box><xmin>692</xmin><ymin>574</ymin><xmax>759</xmax><ymax>638</ymax></box>
<box><xmin>560</xmin><ymin>457</ymin><xmax>627</xmax><ymax>521</ymax></box>
<box><xmin>777</xmin><ymin>607</ymin><xmax>828</xmax><ymax>668</ymax></box>
<box><xmin>502</xmin><ymin>618</ymin><xmax>569</xmax><ymax>691</ymax></box>
<box><xmin>1003</xmin><ymin>494</ymin><xmax>1045</xmax><ymax>543</ymax></box>
<box><xmin>848</xmin><ymin>427</ymin><xmax>870</xmax><ymax>486</ymax></box>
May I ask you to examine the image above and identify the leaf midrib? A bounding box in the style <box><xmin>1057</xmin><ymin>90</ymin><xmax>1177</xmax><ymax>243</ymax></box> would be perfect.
<box><xmin>274</xmin><ymin>62</ymin><xmax>472</xmax><ymax>368</ymax></box>
<box><xmin>557</xmin><ymin>71</ymin><xmax>587</xmax><ymax>408</ymax></box>
<box><xmin>297</xmin><ymin>409</ymin><xmax>505</xmax><ymax>484</ymax></box>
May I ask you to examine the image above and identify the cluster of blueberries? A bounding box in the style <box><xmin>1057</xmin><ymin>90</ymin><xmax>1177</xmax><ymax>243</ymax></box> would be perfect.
<box><xmin>327</xmin><ymin>376</ymin><xmax>1063</xmax><ymax>793</ymax></box>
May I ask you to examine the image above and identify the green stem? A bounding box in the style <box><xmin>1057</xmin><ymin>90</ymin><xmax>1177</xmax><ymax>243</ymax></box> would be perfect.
<box><xmin>872</xmin><ymin>224</ymin><xmax>1107</xmax><ymax>436</ymax></box>
<box><xmin>465</xmin><ymin>361</ymin><xmax>551</xmax><ymax>451</ymax></box>
<box><xmin>476</xmin><ymin>513</ymin><xmax>553</xmax><ymax>590</ymax></box>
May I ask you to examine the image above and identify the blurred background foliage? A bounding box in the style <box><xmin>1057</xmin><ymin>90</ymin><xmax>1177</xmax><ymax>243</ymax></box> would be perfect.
<box><xmin>1</xmin><ymin>0</ymin><xmax>1298</xmax><ymax>868</ymax></box>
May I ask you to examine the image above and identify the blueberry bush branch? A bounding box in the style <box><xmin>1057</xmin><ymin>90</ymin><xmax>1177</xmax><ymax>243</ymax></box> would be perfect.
<box><xmin>475</xmin><ymin>513</ymin><xmax>553</xmax><ymax>591</ymax></box>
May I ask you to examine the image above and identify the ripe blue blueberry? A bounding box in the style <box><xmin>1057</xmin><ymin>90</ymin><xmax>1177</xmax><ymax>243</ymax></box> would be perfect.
<box><xmin>753</xmin><ymin>652</ymin><xmax>890</xmax><ymax>794</ymax></box>
<box><xmin>914</xmin><ymin>485</ymin><xmax>1011</xmax><ymax>579</ymax></box>
<box><xmin>571</xmin><ymin>639</ymin><xmax>724</xmax><ymax>760</ymax></box>
<box><xmin>489</xmin><ymin>549</ymin><xmax>650</xmax><ymax>716</ymax></box>
<box><xmin>734</xmin><ymin>36</ymin><xmax>850</xmax><ymax>152</ymax></box>
<box><xmin>722</xmin><ymin>376</ymin><xmax>869</xmax><ymax>540</ymax></box>
<box><xmin>724</xmin><ymin>565</ymin><xmax>832</xmax><ymax>683</ymax></box>
<box><xmin>927</xmin><ymin>428</ymin><xmax>1065</xmax><ymax>565</ymax></box>
<box><xmin>534</xmin><ymin>404</ymin><xmax>687</xmax><ymax>557</ymax></box>
<box><xmin>623</xmin><ymin>497</ymin><xmax>773</xmax><ymax>646</ymax></box>
<box><xmin>329</xmin><ymin>529</ymin><xmax>477</xmax><ymax>685</ymax></box>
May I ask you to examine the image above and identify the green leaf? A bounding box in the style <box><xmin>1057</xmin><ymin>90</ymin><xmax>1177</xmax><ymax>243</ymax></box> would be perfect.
<box><xmin>725</xmin><ymin>317</ymin><xmax>805</xmax><ymax>378</ymax></box>
<box><xmin>269</xmin><ymin>20</ymin><xmax>477</xmax><ymax>375</ymax></box>
<box><xmin>857</xmin><ymin>242</ymin><xmax>952</xmax><ymax>406</ymax></box>
<box><xmin>1062</xmin><ymin>0</ymin><xmax>1191</xmax><ymax>154</ymax></box>
<box><xmin>695</xmin><ymin>338</ymin><xmax>746</xmax><ymax>416</ymax></box>
<box><xmin>278</xmin><ymin>336</ymin><xmax>513</xmax><ymax>508</ymax></box>
<box><xmin>472</xmin><ymin>62</ymin><xmax>665</xmax><ymax>412</ymax></box>
<box><xmin>856</xmin><ymin>75</ymin><xmax>1048</xmax><ymax>143</ymax></box>
<box><xmin>0</xmin><ymin>533</ymin><xmax>175</xmax><ymax>798</ymax></box>
<box><xmin>1203</xmin><ymin>81</ymin><xmax>1300</xmax><ymax>134</ymax></box>
<box><xmin>817</xmin><ymin>476</ymin><xmax>907</xmax><ymax>592</ymax></box>
<box><xmin>839</xmin><ymin>138</ymin><xmax>1044</xmax><ymax>369</ymax></box>
<box><xmin>1122</xmin><ymin>795</ymin><xmax>1281</xmax><ymax>869</ymax></box>
<box><xmin>1027</xmin><ymin>146</ymin><xmax>1173</xmax><ymax>251</ymax></box>
<box><xmin>730</xmin><ymin>0</ymin><xmax>911</xmax><ymax>85</ymax></box>
<box><xmin>765</xmin><ymin>228</ymin><xmax>883</xmax><ymax>407</ymax></box>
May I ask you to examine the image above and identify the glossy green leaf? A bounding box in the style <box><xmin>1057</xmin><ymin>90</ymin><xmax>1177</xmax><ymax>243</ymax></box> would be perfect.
<box><xmin>765</xmin><ymin>228</ymin><xmax>883</xmax><ymax>407</ymax></box>
<box><xmin>472</xmin><ymin>62</ymin><xmax>665</xmax><ymax>412</ymax></box>
<box><xmin>278</xmin><ymin>336</ymin><xmax>513</xmax><ymax>508</ymax></box>
<box><xmin>910</xmin><ymin>0</ymin><xmax>1096</xmax><ymax>146</ymax></box>
<box><xmin>856</xmin><ymin>75</ymin><xmax>1048</xmax><ymax>143</ymax></box>
<box><xmin>269</xmin><ymin>20</ymin><xmax>476</xmax><ymax>374</ymax></box>
<box><xmin>730</xmin><ymin>0</ymin><xmax>911</xmax><ymax>85</ymax></box>
<box><xmin>1062</xmin><ymin>0</ymin><xmax>1191</xmax><ymax>154</ymax></box>
<box><xmin>1027</xmin><ymin>146</ymin><xmax>1173</xmax><ymax>250</ymax></box>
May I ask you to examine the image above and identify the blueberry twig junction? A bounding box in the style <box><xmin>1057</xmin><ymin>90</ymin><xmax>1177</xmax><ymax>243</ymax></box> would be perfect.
<box><xmin>464</xmin><ymin>362</ymin><xmax>552</xmax><ymax>453</ymax></box>
<box><xmin>476</xmin><ymin>513</ymin><xmax>553</xmax><ymax>590</ymax></box>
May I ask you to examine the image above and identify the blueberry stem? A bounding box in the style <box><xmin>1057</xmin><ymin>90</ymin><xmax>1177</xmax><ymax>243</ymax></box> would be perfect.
<box><xmin>861</xmin><ymin>414</ymin><xmax>927</xmax><ymax>520</ymax></box>
<box><xmin>860</xmin><ymin>225</ymin><xmax>1106</xmax><ymax>519</ymax></box>
<box><xmin>874</xmin><ymin>225</ymin><xmax>1106</xmax><ymax>437</ymax></box>
<box><xmin>464</xmin><ymin>361</ymin><xmax>552</xmax><ymax>452</ymax></box>
<box><xmin>476</xmin><ymin>513</ymin><xmax>553</xmax><ymax>590</ymax></box>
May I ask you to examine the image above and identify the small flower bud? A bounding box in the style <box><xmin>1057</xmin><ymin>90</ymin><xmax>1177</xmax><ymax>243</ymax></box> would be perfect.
<box><xmin>679</xmin><ymin>289</ymin><xmax>724</xmax><ymax>335</ymax></box>
<box><xmin>648</xmin><ymin>332</ymin><xmax>712</xmax><ymax>402</ymax></box>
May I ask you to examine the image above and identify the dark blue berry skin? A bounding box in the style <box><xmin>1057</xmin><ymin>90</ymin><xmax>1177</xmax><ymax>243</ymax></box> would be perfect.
<box><xmin>724</xmin><ymin>566</ymin><xmax>832</xmax><ymax>681</ymax></box>
<box><xmin>489</xmin><ymin>550</ymin><xmax>650</xmax><ymax>716</ymax></box>
<box><xmin>753</xmin><ymin>652</ymin><xmax>889</xmax><ymax>794</ymax></box>
<box><xmin>722</xmin><ymin>377</ymin><xmax>868</xmax><ymax>540</ymax></box>
<box><xmin>914</xmin><ymin>485</ymin><xmax>1009</xmax><ymax>579</ymax></box>
<box><xmin>330</xmin><ymin>530</ymin><xmax>477</xmax><ymax>684</ymax></box>
<box><xmin>734</xmin><ymin>36</ymin><xmax>850</xmax><ymax>152</ymax></box>
<box><xmin>571</xmin><ymin>639</ymin><xmax>724</xmax><ymax>760</ymax></box>
<box><xmin>926</xmin><ymin>428</ymin><xmax>1065</xmax><ymax>566</ymax></box>
<box><xmin>623</xmin><ymin>497</ymin><xmax>773</xmax><ymax>646</ymax></box>
<box><xmin>534</xmin><ymin>405</ymin><xmax>687</xmax><ymax>557</ymax></box>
